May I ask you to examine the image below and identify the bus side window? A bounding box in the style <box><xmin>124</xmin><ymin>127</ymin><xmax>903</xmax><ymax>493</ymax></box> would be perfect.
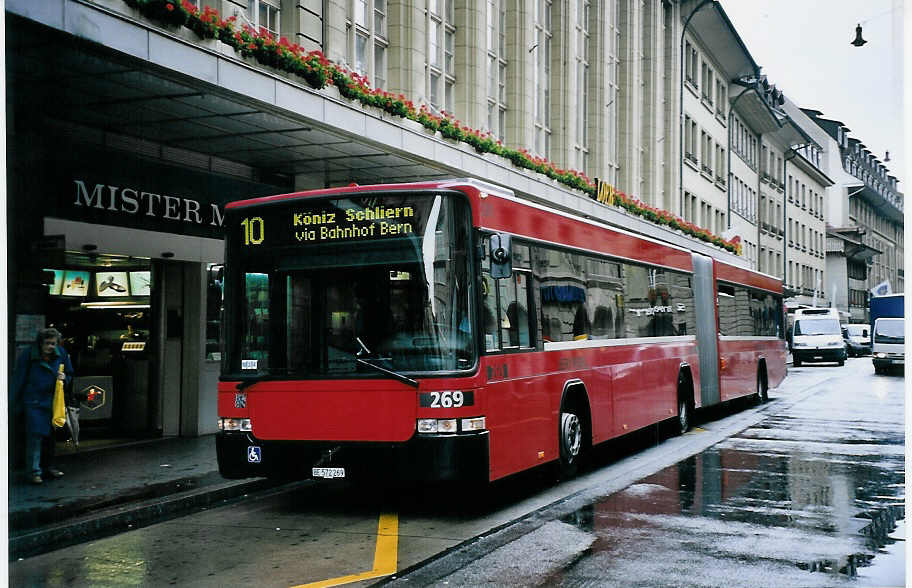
<box><xmin>501</xmin><ymin>271</ymin><xmax>532</xmax><ymax>348</ymax></box>
<box><xmin>481</xmin><ymin>273</ymin><xmax>499</xmax><ymax>351</ymax></box>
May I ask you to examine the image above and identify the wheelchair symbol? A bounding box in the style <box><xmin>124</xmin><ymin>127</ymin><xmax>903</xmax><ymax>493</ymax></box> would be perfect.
<box><xmin>247</xmin><ymin>446</ymin><xmax>262</xmax><ymax>463</ymax></box>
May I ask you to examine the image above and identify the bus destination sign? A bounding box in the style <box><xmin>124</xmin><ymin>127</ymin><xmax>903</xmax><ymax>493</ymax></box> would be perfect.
<box><xmin>237</xmin><ymin>202</ymin><xmax>420</xmax><ymax>247</ymax></box>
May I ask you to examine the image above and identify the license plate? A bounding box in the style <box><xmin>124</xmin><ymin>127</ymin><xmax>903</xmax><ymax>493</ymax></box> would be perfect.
<box><xmin>312</xmin><ymin>467</ymin><xmax>345</xmax><ymax>479</ymax></box>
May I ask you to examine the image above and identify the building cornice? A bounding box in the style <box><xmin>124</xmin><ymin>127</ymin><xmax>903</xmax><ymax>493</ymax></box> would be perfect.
<box><xmin>789</xmin><ymin>151</ymin><xmax>834</xmax><ymax>187</ymax></box>
<box><xmin>684</xmin><ymin>1</ymin><xmax>759</xmax><ymax>79</ymax></box>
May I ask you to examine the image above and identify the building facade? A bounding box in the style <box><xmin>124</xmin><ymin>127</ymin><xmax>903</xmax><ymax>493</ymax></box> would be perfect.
<box><xmin>6</xmin><ymin>0</ymin><xmax>893</xmax><ymax>458</ymax></box>
<box><xmin>679</xmin><ymin>0</ymin><xmax>831</xmax><ymax>315</ymax></box>
<box><xmin>802</xmin><ymin>109</ymin><xmax>904</xmax><ymax>322</ymax></box>
<box><xmin>5</xmin><ymin>0</ymin><xmax>742</xmax><ymax>450</ymax></box>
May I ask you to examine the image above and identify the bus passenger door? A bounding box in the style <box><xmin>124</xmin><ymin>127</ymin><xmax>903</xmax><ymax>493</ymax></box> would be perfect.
<box><xmin>691</xmin><ymin>254</ymin><xmax>719</xmax><ymax>406</ymax></box>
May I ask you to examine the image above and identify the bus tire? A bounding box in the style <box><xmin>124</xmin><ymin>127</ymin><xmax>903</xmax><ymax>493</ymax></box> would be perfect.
<box><xmin>558</xmin><ymin>408</ymin><xmax>583</xmax><ymax>479</ymax></box>
<box><xmin>675</xmin><ymin>368</ymin><xmax>693</xmax><ymax>435</ymax></box>
<box><xmin>756</xmin><ymin>367</ymin><xmax>768</xmax><ymax>403</ymax></box>
<box><xmin>677</xmin><ymin>395</ymin><xmax>691</xmax><ymax>435</ymax></box>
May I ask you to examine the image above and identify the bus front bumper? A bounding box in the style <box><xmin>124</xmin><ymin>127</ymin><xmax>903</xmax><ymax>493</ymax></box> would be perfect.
<box><xmin>216</xmin><ymin>430</ymin><xmax>490</xmax><ymax>483</ymax></box>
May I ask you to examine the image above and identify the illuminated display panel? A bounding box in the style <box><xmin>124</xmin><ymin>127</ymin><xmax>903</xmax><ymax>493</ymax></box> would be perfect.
<box><xmin>46</xmin><ymin>269</ymin><xmax>64</xmax><ymax>295</ymax></box>
<box><xmin>231</xmin><ymin>193</ymin><xmax>440</xmax><ymax>250</ymax></box>
<box><xmin>129</xmin><ymin>271</ymin><xmax>152</xmax><ymax>296</ymax></box>
<box><xmin>61</xmin><ymin>270</ymin><xmax>90</xmax><ymax>297</ymax></box>
<box><xmin>95</xmin><ymin>271</ymin><xmax>130</xmax><ymax>297</ymax></box>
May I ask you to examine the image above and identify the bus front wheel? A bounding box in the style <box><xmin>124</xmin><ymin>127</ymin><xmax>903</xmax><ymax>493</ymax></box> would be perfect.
<box><xmin>559</xmin><ymin>410</ymin><xmax>583</xmax><ymax>478</ymax></box>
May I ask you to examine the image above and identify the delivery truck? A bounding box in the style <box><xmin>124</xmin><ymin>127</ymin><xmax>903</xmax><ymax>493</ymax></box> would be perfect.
<box><xmin>870</xmin><ymin>293</ymin><xmax>904</xmax><ymax>374</ymax></box>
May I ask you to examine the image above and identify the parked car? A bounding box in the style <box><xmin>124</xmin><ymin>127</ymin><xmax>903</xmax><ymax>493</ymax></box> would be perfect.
<box><xmin>842</xmin><ymin>323</ymin><xmax>870</xmax><ymax>357</ymax></box>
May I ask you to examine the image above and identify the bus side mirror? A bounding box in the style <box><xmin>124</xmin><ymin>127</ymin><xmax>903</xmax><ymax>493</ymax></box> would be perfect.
<box><xmin>489</xmin><ymin>233</ymin><xmax>512</xmax><ymax>279</ymax></box>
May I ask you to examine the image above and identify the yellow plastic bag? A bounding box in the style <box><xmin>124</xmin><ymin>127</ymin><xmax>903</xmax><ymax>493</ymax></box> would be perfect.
<box><xmin>52</xmin><ymin>364</ymin><xmax>66</xmax><ymax>429</ymax></box>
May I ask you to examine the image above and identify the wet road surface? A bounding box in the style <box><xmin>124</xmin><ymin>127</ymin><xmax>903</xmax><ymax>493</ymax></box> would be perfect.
<box><xmin>10</xmin><ymin>359</ymin><xmax>905</xmax><ymax>587</ymax></box>
<box><xmin>391</xmin><ymin>359</ymin><xmax>904</xmax><ymax>587</ymax></box>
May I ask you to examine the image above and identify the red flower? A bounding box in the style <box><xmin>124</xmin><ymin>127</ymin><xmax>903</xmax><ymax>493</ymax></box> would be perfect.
<box><xmin>165</xmin><ymin>3</ymin><xmax>174</xmax><ymax>11</ymax></box>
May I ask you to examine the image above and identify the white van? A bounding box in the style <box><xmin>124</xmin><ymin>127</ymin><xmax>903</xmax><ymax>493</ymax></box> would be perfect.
<box><xmin>790</xmin><ymin>308</ymin><xmax>846</xmax><ymax>367</ymax></box>
<box><xmin>843</xmin><ymin>323</ymin><xmax>871</xmax><ymax>357</ymax></box>
<box><xmin>872</xmin><ymin>317</ymin><xmax>904</xmax><ymax>374</ymax></box>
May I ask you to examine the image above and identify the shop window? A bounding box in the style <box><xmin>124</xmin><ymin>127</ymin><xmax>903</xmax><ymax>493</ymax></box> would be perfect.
<box><xmin>206</xmin><ymin>264</ymin><xmax>224</xmax><ymax>361</ymax></box>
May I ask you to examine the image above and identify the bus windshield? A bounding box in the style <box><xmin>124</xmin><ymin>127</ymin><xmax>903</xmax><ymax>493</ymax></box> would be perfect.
<box><xmin>223</xmin><ymin>191</ymin><xmax>475</xmax><ymax>378</ymax></box>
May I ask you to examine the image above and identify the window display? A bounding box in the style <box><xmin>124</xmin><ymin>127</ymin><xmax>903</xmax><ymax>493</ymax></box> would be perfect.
<box><xmin>95</xmin><ymin>271</ymin><xmax>130</xmax><ymax>296</ymax></box>
<box><xmin>129</xmin><ymin>271</ymin><xmax>152</xmax><ymax>296</ymax></box>
<box><xmin>46</xmin><ymin>269</ymin><xmax>64</xmax><ymax>295</ymax></box>
<box><xmin>61</xmin><ymin>270</ymin><xmax>90</xmax><ymax>296</ymax></box>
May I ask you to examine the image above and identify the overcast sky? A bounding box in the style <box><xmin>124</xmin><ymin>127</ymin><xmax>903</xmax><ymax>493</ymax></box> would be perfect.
<box><xmin>719</xmin><ymin>0</ymin><xmax>905</xmax><ymax>187</ymax></box>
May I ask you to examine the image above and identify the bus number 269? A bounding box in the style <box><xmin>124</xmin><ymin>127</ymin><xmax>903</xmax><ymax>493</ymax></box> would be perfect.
<box><xmin>420</xmin><ymin>390</ymin><xmax>474</xmax><ymax>408</ymax></box>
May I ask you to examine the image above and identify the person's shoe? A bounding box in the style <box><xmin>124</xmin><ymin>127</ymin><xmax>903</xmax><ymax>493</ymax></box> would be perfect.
<box><xmin>29</xmin><ymin>475</ymin><xmax>43</xmax><ymax>484</ymax></box>
<box><xmin>46</xmin><ymin>469</ymin><xmax>64</xmax><ymax>478</ymax></box>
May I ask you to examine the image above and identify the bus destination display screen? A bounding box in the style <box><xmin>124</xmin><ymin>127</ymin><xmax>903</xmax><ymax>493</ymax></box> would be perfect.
<box><xmin>232</xmin><ymin>194</ymin><xmax>439</xmax><ymax>249</ymax></box>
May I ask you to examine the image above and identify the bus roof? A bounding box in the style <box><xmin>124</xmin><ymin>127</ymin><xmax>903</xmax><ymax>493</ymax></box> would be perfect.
<box><xmin>225</xmin><ymin>178</ymin><xmax>780</xmax><ymax>291</ymax></box>
<box><xmin>224</xmin><ymin>178</ymin><xmax>512</xmax><ymax>210</ymax></box>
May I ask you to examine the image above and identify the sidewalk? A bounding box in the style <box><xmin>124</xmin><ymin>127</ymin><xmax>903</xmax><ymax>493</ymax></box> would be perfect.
<box><xmin>8</xmin><ymin>435</ymin><xmax>279</xmax><ymax>560</ymax></box>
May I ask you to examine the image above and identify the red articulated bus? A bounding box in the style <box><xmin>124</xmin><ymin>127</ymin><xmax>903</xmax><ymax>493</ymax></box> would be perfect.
<box><xmin>216</xmin><ymin>179</ymin><xmax>787</xmax><ymax>483</ymax></box>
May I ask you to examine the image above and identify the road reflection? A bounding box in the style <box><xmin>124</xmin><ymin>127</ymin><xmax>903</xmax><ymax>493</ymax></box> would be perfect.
<box><xmin>559</xmin><ymin>441</ymin><xmax>904</xmax><ymax>585</ymax></box>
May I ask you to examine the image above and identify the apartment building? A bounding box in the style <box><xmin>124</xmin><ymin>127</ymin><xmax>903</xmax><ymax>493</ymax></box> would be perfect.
<box><xmin>801</xmin><ymin>110</ymin><xmax>904</xmax><ymax>322</ymax></box>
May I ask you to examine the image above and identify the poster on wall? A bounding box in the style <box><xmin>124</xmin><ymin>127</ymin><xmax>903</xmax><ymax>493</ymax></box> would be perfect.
<box><xmin>46</xmin><ymin>269</ymin><xmax>64</xmax><ymax>295</ymax></box>
<box><xmin>61</xmin><ymin>270</ymin><xmax>90</xmax><ymax>297</ymax></box>
<box><xmin>129</xmin><ymin>271</ymin><xmax>152</xmax><ymax>296</ymax></box>
<box><xmin>95</xmin><ymin>271</ymin><xmax>130</xmax><ymax>297</ymax></box>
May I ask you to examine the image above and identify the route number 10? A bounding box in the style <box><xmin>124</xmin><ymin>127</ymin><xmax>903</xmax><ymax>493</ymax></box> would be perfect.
<box><xmin>240</xmin><ymin>217</ymin><xmax>265</xmax><ymax>245</ymax></box>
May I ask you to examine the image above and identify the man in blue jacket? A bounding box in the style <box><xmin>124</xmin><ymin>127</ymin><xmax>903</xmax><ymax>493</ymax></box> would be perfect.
<box><xmin>13</xmin><ymin>328</ymin><xmax>74</xmax><ymax>484</ymax></box>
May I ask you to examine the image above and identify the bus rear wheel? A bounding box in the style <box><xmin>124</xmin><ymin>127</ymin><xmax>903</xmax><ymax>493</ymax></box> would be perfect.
<box><xmin>677</xmin><ymin>397</ymin><xmax>691</xmax><ymax>435</ymax></box>
<box><xmin>558</xmin><ymin>410</ymin><xmax>583</xmax><ymax>478</ymax></box>
<box><xmin>756</xmin><ymin>370</ymin><xmax>768</xmax><ymax>403</ymax></box>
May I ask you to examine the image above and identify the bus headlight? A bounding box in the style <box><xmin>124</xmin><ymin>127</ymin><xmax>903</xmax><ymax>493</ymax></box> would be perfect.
<box><xmin>417</xmin><ymin>417</ymin><xmax>485</xmax><ymax>434</ymax></box>
<box><xmin>219</xmin><ymin>418</ymin><xmax>252</xmax><ymax>431</ymax></box>
<box><xmin>461</xmin><ymin>417</ymin><xmax>486</xmax><ymax>431</ymax></box>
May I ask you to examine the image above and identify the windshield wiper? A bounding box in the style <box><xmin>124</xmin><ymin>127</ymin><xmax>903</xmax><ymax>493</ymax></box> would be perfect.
<box><xmin>355</xmin><ymin>338</ymin><xmax>419</xmax><ymax>388</ymax></box>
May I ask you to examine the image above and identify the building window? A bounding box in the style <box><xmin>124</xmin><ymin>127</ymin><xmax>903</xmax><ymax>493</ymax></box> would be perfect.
<box><xmin>485</xmin><ymin>0</ymin><xmax>507</xmax><ymax>140</ymax></box>
<box><xmin>534</xmin><ymin>0</ymin><xmax>552</xmax><ymax>157</ymax></box>
<box><xmin>701</xmin><ymin>132</ymin><xmax>712</xmax><ymax>175</ymax></box>
<box><xmin>716</xmin><ymin>145</ymin><xmax>725</xmax><ymax>182</ymax></box>
<box><xmin>684</xmin><ymin>41</ymin><xmax>696</xmax><ymax>85</ymax></box>
<box><xmin>374</xmin><ymin>0</ymin><xmax>386</xmax><ymax>35</ymax></box>
<box><xmin>715</xmin><ymin>80</ymin><xmax>726</xmax><ymax>116</ymax></box>
<box><xmin>249</xmin><ymin>0</ymin><xmax>280</xmax><ymax>39</ymax></box>
<box><xmin>574</xmin><ymin>0</ymin><xmax>591</xmax><ymax>171</ymax></box>
<box><xmin>701</xmin><ymin>63</ymin><xmax>713</xmax><ymax>104</ymax></box>
<box><xmin>348</xmin><ymin>0</ymin><xmax>388</xmax><ymax>89</ymax></box>
<box><xmin>428</xmin><ymin>0</ymin><xmax>456</xmax><ymax>112</ymax></box>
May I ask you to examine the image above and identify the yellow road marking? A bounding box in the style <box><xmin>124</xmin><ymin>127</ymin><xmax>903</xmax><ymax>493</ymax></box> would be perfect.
<box><xmin>292</xmin><ymin>512</ymin><xmax>399</xmax><ymax>588</ymax></box>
